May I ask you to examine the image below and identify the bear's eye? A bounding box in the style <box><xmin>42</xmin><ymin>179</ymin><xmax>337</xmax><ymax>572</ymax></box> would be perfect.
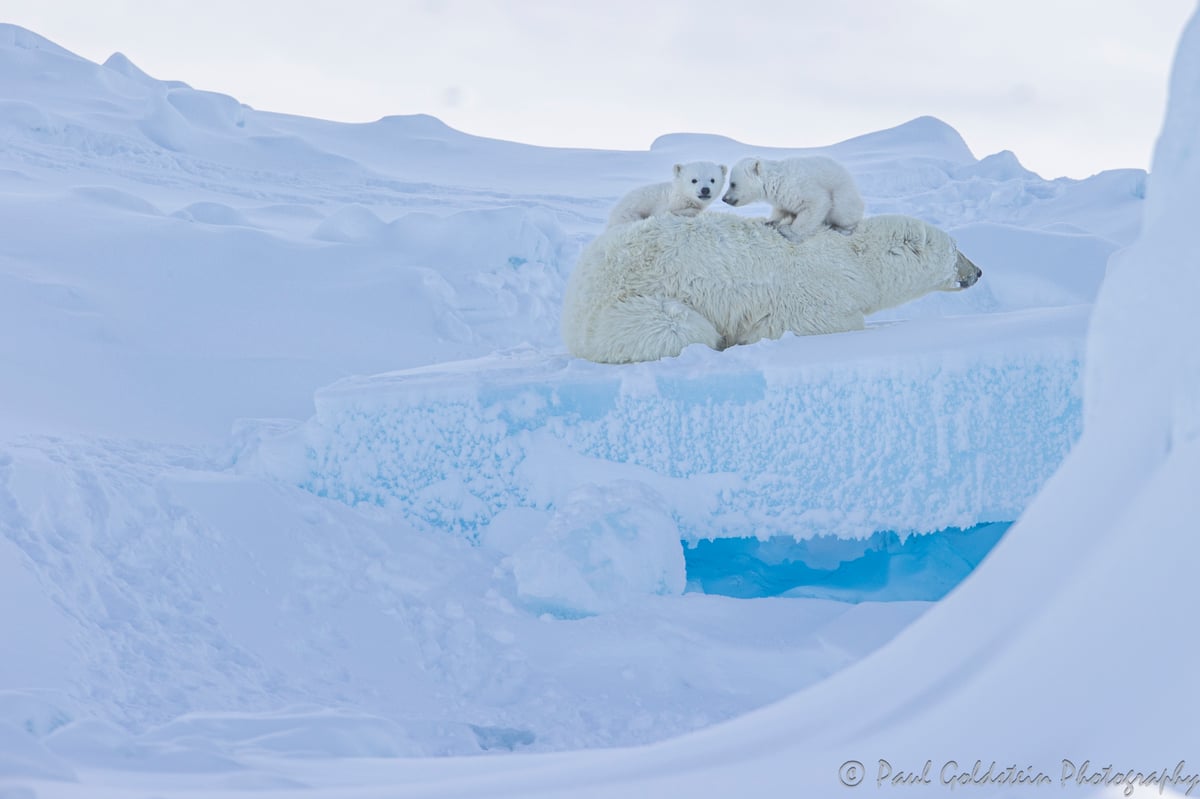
<box><xmin>730</xmin><ymin>182</ymin><xmax>736</xmax><ymax>188</ymax></box>
<box><xmin>691</xmin><ymin>178</ymin><xmax>698</xmax><ymax>184</ymax></box>
<box><xmin>710</xmin><ymin>178</ymin><xmax>716</xmax><ymax>183</ymax></box>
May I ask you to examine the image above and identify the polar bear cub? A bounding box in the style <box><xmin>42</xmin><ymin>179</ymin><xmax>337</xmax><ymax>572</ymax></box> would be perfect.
<box><xmin>722</xmin><ymin>156</ymin><xmax>864</xmax><ymax>242</ymax></box>
<box><xmin>607</xmin><ymin>161</ymin><xmax>728</xmax><ymax>228</ymax></box>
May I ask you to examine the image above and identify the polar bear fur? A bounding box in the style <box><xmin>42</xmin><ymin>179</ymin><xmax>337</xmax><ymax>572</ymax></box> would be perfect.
<box><xmin>562</xmin><ymin>212</ymin><xmax>981</xmax><ymax>364</ymax></box>
<box><xmin>723</xmin><ymin>156</ymin><xmax>864</xmax><ymax>242</ymax></box>
<box><xmin>607</xmin><ymin>161</ymin><xmax>727</xmax><ymax>228</ymax></box>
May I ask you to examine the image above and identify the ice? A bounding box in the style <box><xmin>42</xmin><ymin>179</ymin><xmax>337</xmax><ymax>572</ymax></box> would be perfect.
<box><xmin>0</xmin><ymin>13</ymin><xmax>1190</xmax><ymax>797</ymax></box>
<box><xmin>252</xmin><ymin>308</ymin><xmax>1084</xmax><ymax>545</ymax></box>
<box><xmin>508</xmin><ymin>480</ymin><xmax>685</xmax><ymax>617</ymax></box>
<box><xmin>686</xmin><ymin>522</ymin><xmax>1010</xmax><ymax>602</ymax></box>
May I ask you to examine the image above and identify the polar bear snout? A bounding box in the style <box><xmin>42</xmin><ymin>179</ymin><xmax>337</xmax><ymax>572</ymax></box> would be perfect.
<box><xmin>699</xmin><ymin>186</ymin><xmax>711</xmax><ymax>197</ymax></box>
<box><xmin>955</xmin><ymin>251</ymin><xmax>983</xmax><ymax>288</ymax></box>
<box><xmin>721</xmin><ymin>182</ymin><xmax>752</xmax><ymax>207</ymax></box>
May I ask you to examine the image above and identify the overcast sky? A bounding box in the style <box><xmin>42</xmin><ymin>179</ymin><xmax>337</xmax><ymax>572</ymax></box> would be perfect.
<box><xmin>6</xmin><ymin>1</ymin><xmax>1196</xmax><ymax>178</ymax></box>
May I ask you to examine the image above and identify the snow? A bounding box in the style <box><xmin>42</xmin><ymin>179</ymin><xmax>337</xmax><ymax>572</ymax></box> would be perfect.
<box><xmin>0</xmin><ymin>8</ymin><xmax>1194</xmax><ymax>796</ymax></box>
<box><xmin>506</xmin><ymin>480</ymin><xmax>686</xmax><ymax>617</ymax></box>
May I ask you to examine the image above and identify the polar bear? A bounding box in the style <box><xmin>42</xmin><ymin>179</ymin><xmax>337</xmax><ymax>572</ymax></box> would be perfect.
<box><xmin>722</xmin><ymin>156</ymin><xmax>864</xmax><ymax>242</ymax></box>
<box><xmin>562</xmin><ymin>213</ymin><xmax>981</xmax><ymax>364</ymax></box>
<box><xmin>607</xmin><ymin>161</ymin><xmax>727</xmax><ymax>228</ymax></box>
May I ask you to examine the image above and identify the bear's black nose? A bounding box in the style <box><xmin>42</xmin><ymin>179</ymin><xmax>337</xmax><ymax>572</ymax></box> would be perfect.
<box><xmin>700</xmin><ymin>187</ymin><xmax>711</xmax><ymax>196</ymax></box>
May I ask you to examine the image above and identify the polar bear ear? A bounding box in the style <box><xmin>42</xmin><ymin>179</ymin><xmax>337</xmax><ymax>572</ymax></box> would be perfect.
<box><xmin>720</xmin><ymin>164</ymin><xmax>728</xmax><ymax>178</ymax></box>
<box><xmin>673</xmin><ymin>164</ymin><xmax>683</xmax><ymax>177</ymax></box>
<box><xmin>751</xmin><ymin>160</ymin><xmax>762</xmax><ymax>176</ymax></box>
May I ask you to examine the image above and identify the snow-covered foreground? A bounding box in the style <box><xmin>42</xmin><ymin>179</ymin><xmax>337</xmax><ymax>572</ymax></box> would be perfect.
<box><xmin>2</xmin><ymin>9</ymin><xmax>1193</xmax><ymax>796</ymax></box>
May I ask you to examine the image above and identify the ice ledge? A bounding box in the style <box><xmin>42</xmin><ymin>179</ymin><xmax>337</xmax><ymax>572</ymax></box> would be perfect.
<box><xmin>253</xmin><ymin>308</ymin><xmax>1087</xmax><ymax>542</ymax></box>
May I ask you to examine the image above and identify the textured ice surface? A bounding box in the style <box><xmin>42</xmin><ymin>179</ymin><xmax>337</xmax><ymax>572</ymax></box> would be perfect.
<box><xmin>255</xmin><ymin>307</ymin><xmax>1084</xmax><ymax>545</ymax></box>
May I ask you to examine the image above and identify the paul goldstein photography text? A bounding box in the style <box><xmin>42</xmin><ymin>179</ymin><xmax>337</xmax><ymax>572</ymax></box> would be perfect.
<box><xmin>837</xmin><ymin>758</ymin><xmax>1200</xmax><ymax>794</ymax></box>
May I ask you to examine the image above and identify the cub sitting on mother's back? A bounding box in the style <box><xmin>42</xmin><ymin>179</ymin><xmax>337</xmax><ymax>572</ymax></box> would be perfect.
<box><xmin>607</xmin><ymin>161</ymin><xmax>727</xmax><ymax>228</ymax></box>
<box><xmin>723</xmin><ymin>156</ymin><xmax>864</xmax><ymax>242</ymax></box>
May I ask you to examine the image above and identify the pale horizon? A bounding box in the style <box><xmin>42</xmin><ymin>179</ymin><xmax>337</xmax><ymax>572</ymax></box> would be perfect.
<box><xmin>4</xmin><ymin>1</ymin><xmax>1195</xmax><ymax>179</ymax></box>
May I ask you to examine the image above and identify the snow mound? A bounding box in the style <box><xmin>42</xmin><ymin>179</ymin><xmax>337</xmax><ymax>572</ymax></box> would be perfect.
<box><xmin>650</xmin><ymin>116</ymin><xmax>976</xmax><ymax>167</ymax></box>
<box><xmin>0</xmin><ymin>23</ymin><xmax>73</xmax><ymax>57</ymax></box>
<box><xmin>40</xmin><ymin>719</ymin><xmax>136</xmax><ymax>767</ymax></box>
<box><xmin>166</xmin><ymin>88</ymin><xmax>247</xmax><ymax>131</ymax></box>
<box><xmin>102</xmin><ymin>52</ymin><xmax>152</xmax><ymax>85</ymax></box>
<box><xmin>139</xmin><ymin>709</ymin><xmax>479</xmax><ymax>759</ymax></box>
<box><xmin>254</xmin><ymin>203</ymin><xmax>325</xmax><ymax>220</ymax></box>
<box><xmin>0</xmin><ymin>100</ymin><xmax>56</xmax><ymax>135</ymax></box>
<box><xmin>312</xmin><ymin>204</ymin><xmax>388</xmax><ymax>242</ymax></box>
<box><xmin>387</xmin><ymin>206</ymin><xmax>571</xmax><ymax>269</ymax></box>
<box><xmin>957</xmin><ymin>149</ymin><xmax>1039</xmax><ymax>181</ymax></box>
<box><xmin>648</xmin><ymin>131</ymin><xmax>744</xmax><ymax>152</ymax></box>
<box><xmin>0</xmin><ymin>720</ymin><xmax>76</xmax><ymax>780</ymax></box>
<box><xmin>138</xmin><ymin>94</ymin><xmax>199</xmax><ymax>152</ymax></box>
<box><xmin>383</xmin><ymin>206</ymin><xmax>577</xmax><ymax>345</ymax></box>
<box><xmin>70</xmin><ymin>186</ymin><xmax>161</xmax><ymax>215</ymax></box>
<box><xmin>370</xmin><ymin>113</ymin><xmax>461</xmax><ymax>139</ymax></box>
<box><xmin>836</xmin><ymin>115</ymin><xmax>977</xmax><ymax>164</ymax></box>
<box><xmin>919</xmin><ymin>222</ymin><xmax>1116</xmax><ymax>311</ymax></box>
<box><xmin>509</xmin><ymin>481</ymin><xmax>686</xmax><ymax>617</ymax></box>
<box><xmin>101</xmin><ymin>51</ymin><xmax>189</xmax><ymax>90</ymax></box>
<box><xmin>172</xmin><ymin>201</ymin><xmax>249</xmax><ymax>226</ymax></box>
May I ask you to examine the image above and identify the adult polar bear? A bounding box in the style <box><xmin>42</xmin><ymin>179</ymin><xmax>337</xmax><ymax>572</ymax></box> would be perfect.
<box><xmin>562</xmin><ymin>213</ymin><xmax>982</xmax><ymax>364</ymax></box>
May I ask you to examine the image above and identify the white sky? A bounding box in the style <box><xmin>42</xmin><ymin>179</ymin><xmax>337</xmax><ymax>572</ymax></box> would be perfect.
<box><xmin>5</xmin><ymin>1</ymin><xmax>1196</xmax><ymax>178</ymax></box>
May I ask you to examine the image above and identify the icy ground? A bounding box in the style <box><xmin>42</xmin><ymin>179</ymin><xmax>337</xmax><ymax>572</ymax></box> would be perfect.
<box><xmin>0</xmin><ymin>16</ymin><xmax>1181</xmax><ymax>797</ymax></box>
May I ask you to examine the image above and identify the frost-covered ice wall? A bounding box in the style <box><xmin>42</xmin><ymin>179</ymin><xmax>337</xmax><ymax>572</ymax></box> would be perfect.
<box><xmin>256</xmin><ymin>308</ymin><xmax>1086</xmax><ymax>542</ymax></box>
